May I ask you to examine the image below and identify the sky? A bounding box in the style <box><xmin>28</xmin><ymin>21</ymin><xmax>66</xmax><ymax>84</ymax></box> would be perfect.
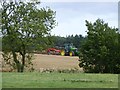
<box><xmin>2</xmin><ymin>0</ymin><xmax>118</xmax><ymax>37</ymax></box>
<box><xmin>38</xmin><ymin>1</ymin><xmax>118</xmax><ymax>37</ymax></box>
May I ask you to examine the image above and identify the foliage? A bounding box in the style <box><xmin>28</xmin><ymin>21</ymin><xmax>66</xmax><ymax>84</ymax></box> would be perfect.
<box><xmin>50</xmin><ymin>34</ymin><xmax>85</xmax><ymax>49</ymax></box>
<box><xmin>51</xmin><ymin>36</ymin><xmax>66</xmax><ymax>47</ymax></box>
<box><xmin>79</xmin><ymin>19</ymin><xmax>120</xmax><ymax>73</ymax></box>
<box><xmin>1</xmin><ymin>0</ymin><xmax>56</xmax><ymax>72</ymax></box>
<box><xmin>66</xmin><ymin>34</ymin><xmax>85</xmax><ymax>48</ymax></box>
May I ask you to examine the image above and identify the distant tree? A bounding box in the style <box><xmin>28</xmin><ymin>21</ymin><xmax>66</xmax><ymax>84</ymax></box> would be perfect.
<box><xmin>65</xmin><ymin>34</ymin><xmax>85</xmax><ymax>49</ymax></box>
<box><xmin>73</xmin><ymin>34</ymin><xmax>85</xmax><ymax>48</ymax></box>
<box><xmin>1</xmin><ymin>0</ymin><xmax>56</xmax><ymax>72</ymax></box>
<box><xmin>79</xmin><ymin>19</ymin><xmax>120</xmax><ymax>73</ymax></box>
<box><xmin>52</xmin><ymin>36</ymin><xmax>66</xmax><ymax>47</ymax></box>
<box><xmin>50</xmin><ymin>34</ymin><xmax>85</xmax><ymax>49</ymax></box>
<box><xmin>65</xmin><ymin>35</ymin><xmax>73</xmax><ymax>44</ymax></box>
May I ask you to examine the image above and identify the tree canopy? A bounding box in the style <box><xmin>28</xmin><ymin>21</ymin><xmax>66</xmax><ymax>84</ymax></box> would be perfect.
<box><xmin>79</xmin><ymin>19</ymin><xmax>120</xmax><ymax>73</ymax></box>
<box><xmin>49</xmin><ymin>34</ymin><xmax>85</xmax><ymax>49</ymax></box>
<box><xmin>1</xmin><ymin>0</ymin><xmax>56</xmax><ymax>72</ymax></box>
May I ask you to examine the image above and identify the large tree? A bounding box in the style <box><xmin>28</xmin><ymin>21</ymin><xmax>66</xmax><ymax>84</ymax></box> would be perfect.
<box><xmin>1</xmin><ymin>0</ymin><xmax>56</xmax><ymax>72</ymax></box>
<box><xmin>79</xmin><ymin>19</ymin><xmax>120</xmax><ymax>73</ymax></box>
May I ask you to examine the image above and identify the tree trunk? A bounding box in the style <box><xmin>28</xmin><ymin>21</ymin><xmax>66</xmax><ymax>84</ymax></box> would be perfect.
<box><xmin>12</xmin><ymin>50</ymin><xmax>21</xmax><ymax>72</ymax></box>
<box><xmin>21</xmin><ymin>51</ymin><xmax>25</xmax><ymax>72</ymax></box>
<box><xmin>20</xmin><ymin>44</ymin><xmax>26</xmax><ymax>72</ymax></box>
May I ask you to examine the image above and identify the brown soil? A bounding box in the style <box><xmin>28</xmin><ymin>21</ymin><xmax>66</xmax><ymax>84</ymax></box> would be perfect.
<box><xmin>0</xmin><ymin>53</ymin><xmax>82</xmax><ymax>72</ymax></box>
<box><xmin>32</xmin><ymin>54</ymin><xmax>81</xmax><ymax>71</ymax></box>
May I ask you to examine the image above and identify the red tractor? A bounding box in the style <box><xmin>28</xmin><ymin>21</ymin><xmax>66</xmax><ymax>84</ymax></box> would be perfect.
<box><xmin>47</xmin><ymin>48</ymin><xmax>61</xmax><ymax>55</ymax></box>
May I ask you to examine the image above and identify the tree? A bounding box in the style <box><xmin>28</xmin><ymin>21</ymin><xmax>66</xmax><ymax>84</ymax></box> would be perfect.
<box><xmin>79</xmin><ymin>19</ymin><xmax>120</xmax><ymax>73</ymax></box>
<box><xmin>48</xmin><ymin>34</ymin><xmax>85</xmax><ymax>49</ymax></box>
<box><xmin>1</xmin><ymin>0</ymin><xmax>56</xmax><ymax>72</ymax></box>
<box><xmin>65</xmin><ymin>34</ymin><xmax>85</xmax><ymax>49</ymax></box>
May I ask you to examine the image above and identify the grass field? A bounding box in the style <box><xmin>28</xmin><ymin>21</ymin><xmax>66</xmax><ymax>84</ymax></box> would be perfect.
<box><xmin>2</xmin><ymin>72</ymin><xmax>118</xmax><ymax>88</ymax></box>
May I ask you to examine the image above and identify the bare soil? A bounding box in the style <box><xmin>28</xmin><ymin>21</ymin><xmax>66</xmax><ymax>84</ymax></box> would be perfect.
<box><xmin>0</xmin><ymin>53</ymin><xmax>82</xmax><ymax>72</ymax></box>
<box><xmin>32</xmin><ymin>54</ymin><xmax>81</xmax><ymax>71</ymax></box>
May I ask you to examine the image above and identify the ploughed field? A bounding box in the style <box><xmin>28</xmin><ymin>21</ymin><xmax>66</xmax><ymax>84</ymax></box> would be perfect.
<box><xmin>0</xmin><ymin>53</ymin><xmax>82</xmax><ymax>72</ymax></box>
<box><xmin>32</xmin><ymin>54</ymin><xmax>82</xmax><ymax>72</ymax></box>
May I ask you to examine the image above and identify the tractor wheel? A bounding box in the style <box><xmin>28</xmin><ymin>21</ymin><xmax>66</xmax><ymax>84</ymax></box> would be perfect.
<box><xmin>61</xmin><ymin>50</ymin><xmax>65</xmax><ymax>56</ymax></box>
<box><xmin>69</xmin><ymin>51</ymin><xmax>74</xmax><ymax>56</ymax></box>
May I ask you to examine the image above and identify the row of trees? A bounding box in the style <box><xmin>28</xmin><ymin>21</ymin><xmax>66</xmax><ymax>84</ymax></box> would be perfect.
<box><xmin>49</xmin><ymin>34</ymin><xmax>85</xmax><ymax>49</ymax></box>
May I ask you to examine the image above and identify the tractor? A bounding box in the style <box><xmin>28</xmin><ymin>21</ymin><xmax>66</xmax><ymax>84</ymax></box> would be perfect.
<box><xmin>60</xmin><ymin>43</ymin><xmax>79</xmax><ymax>56</ymax></box>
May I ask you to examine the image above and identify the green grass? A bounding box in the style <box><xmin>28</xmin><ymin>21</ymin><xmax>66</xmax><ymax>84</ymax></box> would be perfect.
<box><xmin>2</xmin><ymin>72</ymin><xmax>118</xmax><ymax>88</ymax></box>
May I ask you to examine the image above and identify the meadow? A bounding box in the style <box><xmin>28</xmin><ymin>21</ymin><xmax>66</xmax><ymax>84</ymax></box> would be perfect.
<box><xmin>2</xmin><ymin>72</ymin><xmax>118</xmax><ymax>88</ymax></box>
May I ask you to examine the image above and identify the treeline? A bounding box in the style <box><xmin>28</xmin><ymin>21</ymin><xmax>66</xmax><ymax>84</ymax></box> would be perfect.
<box><xmin>1</xmin><ymin>34</ymin><xmax>86</xmax><ymax>51</ymax></box>
<box><xmin>49</xmin><ymin>34</ymin><xmax>86</xmax><ymax>49</ymax></box>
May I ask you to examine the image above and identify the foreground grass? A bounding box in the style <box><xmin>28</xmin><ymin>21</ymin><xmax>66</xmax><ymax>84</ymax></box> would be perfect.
<box><xmin>2</xmin><ymin>72</ymin><xmax>118</xmax><ymax>88</ymax></box>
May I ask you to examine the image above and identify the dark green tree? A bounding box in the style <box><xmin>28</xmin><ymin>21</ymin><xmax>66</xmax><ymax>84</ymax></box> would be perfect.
<box><xmin>1</xmin><ymin>0</ymin><xmax>56</xmax><ymax>72</ymax></box>
<box><xmin>49</xmin><ymin>34</ymin><xmax>85</xmax><ymax>49</ymax></box>
<box><xmin>79</xmin><ymin>19</ymin><xmax>120</xmax><ymax>73</ymax></box>
<box><xmin>65</xmin><ymin>34</ymin><xmax>85</xmax><ymax>49</ymax></box>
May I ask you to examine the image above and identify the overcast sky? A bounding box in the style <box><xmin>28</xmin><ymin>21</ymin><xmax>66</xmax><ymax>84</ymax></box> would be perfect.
<box><xmin>39</xmin><ymin>1</ymin><xmax>118</xmax><ymax>37</ymax></box>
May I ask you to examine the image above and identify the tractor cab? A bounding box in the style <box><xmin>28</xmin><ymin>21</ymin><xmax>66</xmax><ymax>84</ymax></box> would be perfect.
<box><xmin>61</xmin><ymin>43</ymin><xmax>79</xmax><ymax>56</ymax></box>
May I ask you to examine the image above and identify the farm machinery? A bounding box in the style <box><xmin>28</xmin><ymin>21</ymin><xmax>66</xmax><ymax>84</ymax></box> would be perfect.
<box><xmin>47</xmin><ymin>43</ymin><xmax>79</xmax><ymax>56</ymax></box>
<box><xmin>47</xmin><ymin>47</ymin><xmax>61</xmax><ymax>55</ymax></box>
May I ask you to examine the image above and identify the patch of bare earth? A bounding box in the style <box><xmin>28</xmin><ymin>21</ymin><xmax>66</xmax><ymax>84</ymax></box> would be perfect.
<box><xmin>32</xmin><ymin>54</ymin><xmax>83</xmax><ymax>72</ymax></box>
<box><xmin>0</xmin><ymin>52</ymin><xmax>83</xmax><ymax>72</ymax></box>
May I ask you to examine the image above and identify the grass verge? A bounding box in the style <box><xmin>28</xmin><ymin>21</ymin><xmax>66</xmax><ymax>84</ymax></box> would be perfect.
<box><xmin>2</xmin><ymin>72</ymin><xmax>118</xmax><ymax>88</ymax></box>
